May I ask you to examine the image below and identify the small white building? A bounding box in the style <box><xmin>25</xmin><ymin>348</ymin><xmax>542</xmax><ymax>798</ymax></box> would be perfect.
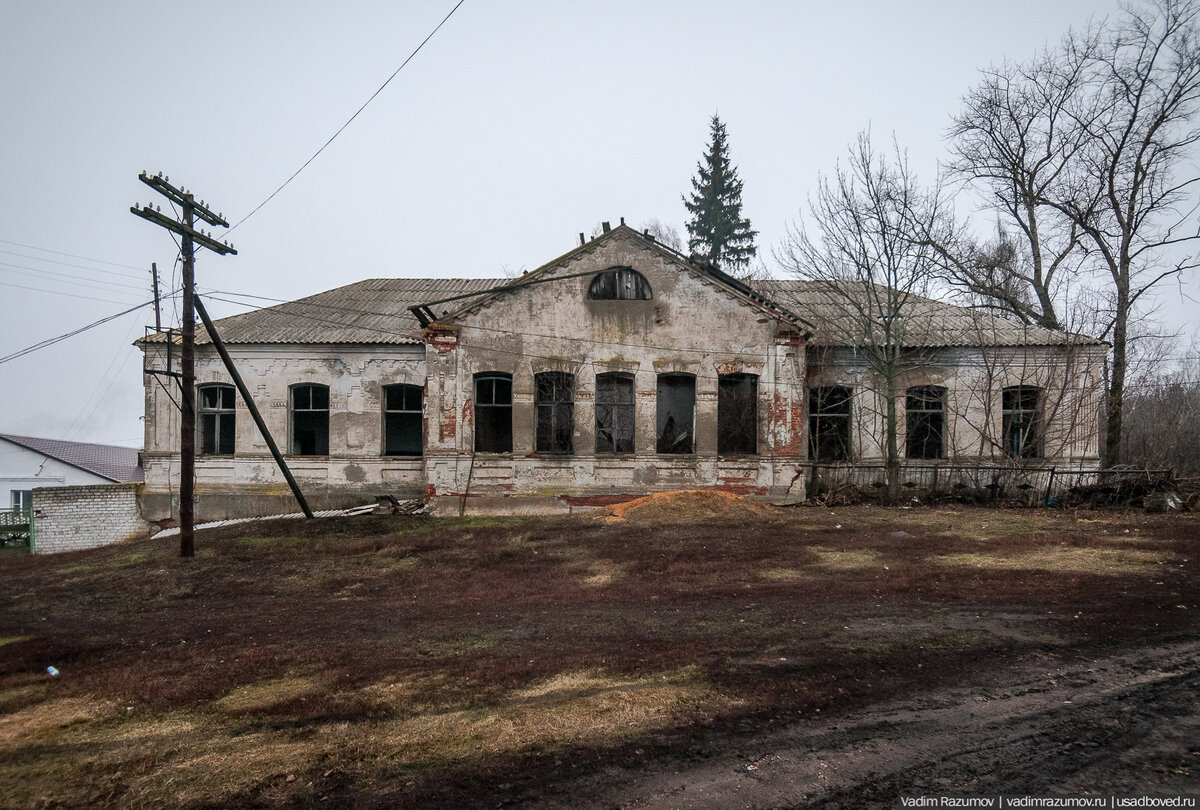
<box><xmin>0</xmin><ymin>434</ymin><xmax>143</xmax><ymax>510</ymax></box>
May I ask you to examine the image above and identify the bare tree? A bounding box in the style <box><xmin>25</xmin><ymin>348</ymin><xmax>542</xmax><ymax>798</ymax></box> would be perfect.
<box><xmin>640</xmin><ymin>218</ymin><xmax>685</xmax><ymax>252</ymax></box>
<box><xmin>943</xmin><ymin>43</ymin><xmax>1098</xmax><ymax>330</ymax></box>
<box><xmin>947</xmin><ymin>0</ymin><xmax>1200</xmax><ymax>467</ymax></box>
<box><xmin>776</xmin><ymin>132</ymin><xmax>950</xmax><ymax>504</ymax></box>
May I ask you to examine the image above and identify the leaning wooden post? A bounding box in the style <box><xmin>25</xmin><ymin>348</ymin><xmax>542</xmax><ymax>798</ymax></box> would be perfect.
<box><xmin>194</xmin><ymin>296</ymin><xmax>314</xmax><ymax>519</ymax></box>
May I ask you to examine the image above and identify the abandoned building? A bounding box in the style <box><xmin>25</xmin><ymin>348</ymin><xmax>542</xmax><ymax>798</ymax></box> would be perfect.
<box><xmin>138</xmin><ymin>224</ymin><xmax>1106</xmax><ymax>519</ymax></box>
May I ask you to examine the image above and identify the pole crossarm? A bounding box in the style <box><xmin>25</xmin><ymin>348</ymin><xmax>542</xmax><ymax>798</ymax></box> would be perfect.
<box><xmin>130</xmin><ymin>205</ymin><xmax>237</xmax><ymax>255</ymax></box>
<box><xmin>137</xmin><ymin>171</ymin><xmax>229</xmax><ymax>227</ymax></box>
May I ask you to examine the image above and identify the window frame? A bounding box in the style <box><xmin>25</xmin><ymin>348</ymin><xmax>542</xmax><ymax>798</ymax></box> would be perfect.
<box><xmin>1002</xmin><ymin>385</ymin><xmax>1041</xmax><ymax>459</ymax></box>
<box><xmin>290</xmin><ymin>383</ymin><xmax>330</xmax><ymax>456</ymax></box>
<box><xmin>382</xmin><ymin>383</ymin><xmax>424</xmax><ymax>457</ymax></box>
<box><xmin>656</xmin><ymin>373</ymin><xmax>696</xmax><ymax>454</ymax></box>
<box><xmin>197</xmin><ymin>383</ymin><xmax>237</xmax><ymax>456</ymax></box>
<box><xmin>905</xmin><ymin>385</ymin><xmax>947</xmax><ymax>460</ymax></box>
<box><xmin>587</xmin><ymin>266</ymin><xmax>653</xmax><ymax>300</ymax></box>
<box><xmin>474</xmin><ymin>372</ymin><xmax>513</xmax><ymax>453</ymax></box>
<box><xmin>534</xmin><ymin>371</ymin><xmax>575</xmax><ymax>455</ymax></box>
<box><xmin>10</xmin><ymin>490</ymin><xmax>32</xmax><ymax>511</ymax></box>
<box><xmin>717</xmin><ymin>373</ymin><xmax>758</xmax><ymax>455</ymax></box>
<box><xmin>809</xmin><ymin>385</ymin><xmax>853</xmax><ymax>461</ymax></box>
<box><xmin>595</xmin><ymin>372</ymin><xmax>635</xmax><ymax>454</ymax></box>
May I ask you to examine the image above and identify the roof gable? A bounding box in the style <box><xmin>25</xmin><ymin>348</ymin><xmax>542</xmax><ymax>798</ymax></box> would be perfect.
<box><xmin>431</xmin><ymin>225</ymin><xmax>811</xmax><ymax>332</ymax></box>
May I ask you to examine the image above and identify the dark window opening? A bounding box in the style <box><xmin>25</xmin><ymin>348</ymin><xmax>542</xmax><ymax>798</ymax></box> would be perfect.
<box><xmin>810</xmin><ymin>386</ymin><xmax>852</xmax><ymax>460</ymax></box>
<box><xmin>656</xmin><ymin>374</ymin><xmax>695</xmax><ymax>454</ymax></box>
<box><xmin>535</xmin><ymin>372</ymin><xmax>574</xmax><ymax>454</ymax></box>
<box><xmin>1002</xmin><ymin>386</ymin><xmax>1041</xmax><ymax>458</ymax></box>
<box><xmin>587</xmin><ymin>267</ymin><xmax>652</xmax><ymax>300</ymax></box>
<box><xmin>383</xmin><ymin>383</ymin><xmax>423</xmax><ymax>456</ymax></box>
<box><xmin>475</xmin><ymin>373</ymin><xmax>513</xmax><ymax>453</ymax></box>
<box><xmin>718</xmin><ymin>373</ymin><xmax>758</xmax><ymax>454</ymax></box>
<box><xmin>906</xmin><ymin>385</ymin><xmax>946</xmax><ymax>459</ymax></box>
<box><xmin>199</xmin><ymin>383</ymin><xmax>236</xmax><ymax>456</ymax></box>
<box><xmin>596</xmin><ymin>373</ymin><xmax>635</xmax><ymax>453</ymax></box>
<box><xmin>10</xmin><ymin>490</ymin><xmax>32</xmax><ymax>511</ymax></box>
<box><xmin>291</xmin><ymin>384</ymin><xmax>329</xmax><ymax>456</ymax></box>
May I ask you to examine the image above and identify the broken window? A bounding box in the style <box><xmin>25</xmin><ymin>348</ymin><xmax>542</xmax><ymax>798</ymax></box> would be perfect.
<box><xmin>587</xmin><ymin>267</ymin><xmax>652</xmax><ymax>300</ymax></box>
<box><xmin>905</xmin><ymin>385</ymin><xmax>946</xmax><ymax>459</ymax></box>
<box><xmin>656</xmin><ymin>374</ymin><xmax>695</xmax><ymax>454</ymax></box>
<box><xmin>809</xmin><ymin>386</ymin><xmax>852</xmax><ymax>460</ymax></box>
<box><xmin>198</xmin><ymin>383</ymin><xmax>236</xmax><ymax>456</ymax></box>
<box><xmin>595</xmin><ymin>373</ymin><xmax>635</xmax><ymax>453</ymax></box>
<box><xmin>474</xmin><ymin>373</ymin><xmax>513</xmax><ymax>453</ymax></box>
<box><xmin>535</xmin><ymin>372</ymin><xmax>574</xmax><ymax>454</ymax></box>
<box><xmin>718</xmin><ymin>373</ymin><xmax>758</xmax><ymax>455</ymax></box>
<box><xmin>290</xmin><ymin>383</ymin><xmax>329</xmax><ymax>456</ymax></box>
<box><xmin>383</xmin><ymin>383</ymin><xmax>423</xmax><ymax>456</ymax></box>
<box><xmin>1002</xmin><ymin>386</ymin><xmax>1041</xmax><ymax>458</ymax></box>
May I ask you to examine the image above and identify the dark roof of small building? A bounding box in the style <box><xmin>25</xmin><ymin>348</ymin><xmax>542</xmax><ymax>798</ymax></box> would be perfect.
<box><xmin>0</xmin><ymin>434</ymin><xmax>144</xmax><ymax>483</ymax></box>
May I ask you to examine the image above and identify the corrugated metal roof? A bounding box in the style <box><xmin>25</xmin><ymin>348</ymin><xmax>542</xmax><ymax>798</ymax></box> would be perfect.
<box><xmin>140</xmin><ymin>274</ymin><xmax>1099</xmax><ymax>350</ymax></box>
<box><xmin>0</xmin><ymin>434</ymin><xmax>143</xmax><ymax>483</ymax></box>
<box><xmin>753</xmin><ymin>280</ymin><xmax>1104</xmax><ymax>348</ymax></box>
<box><xmin>145</xmin><ymin>278</ymin><xmax>505</xmax><ymax>345</ymax></box>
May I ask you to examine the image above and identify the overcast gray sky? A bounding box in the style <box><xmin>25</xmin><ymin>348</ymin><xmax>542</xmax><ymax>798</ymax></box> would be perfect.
<box><xmin>2</xmin><ymin>0</ymin><xmax>1194</xmax><ymax>449</ymax></box>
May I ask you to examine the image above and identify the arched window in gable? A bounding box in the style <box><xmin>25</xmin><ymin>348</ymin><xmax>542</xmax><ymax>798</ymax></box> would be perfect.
<box><xmin>587</xmin><ymin>267</ymin><xmax>652</xmax><ymax>300</ymax></box>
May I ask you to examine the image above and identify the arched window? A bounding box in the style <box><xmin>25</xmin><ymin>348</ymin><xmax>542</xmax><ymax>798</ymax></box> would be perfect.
<box><xmin>291</xmin><ymin>384</ymin><xmax>329</xmax><ymax>456</ymax></box>
<box><xmin>587</xmin><ymin>267</ymin><xmax>652</xmax><ymax>300</ymax></box>
<box><xmin>383</xmin><ymin>383</ymin><xmax>423</xmax><ymax>456</ymax></box>
<box><xmin>718</xmin><ymin>374</ymin><xmax>758</xmax><ymax>455</ymax></box>
<box><xmin>198</xmin><ymin>383</ymin><xmax>236</xmax><ymax>456</ymax></box>
<box><xmin>1002</xmin><ymin>386</ymin><xmax>1041</xmax><ymax>458</ymax></box>
<box><xmin>535</xmin><ymin>372</ymin><xmax>574</xmax><ymax>454</ymax></box>
<box><xmin>906</xmin><ymin>385</ymin><xmax>946</xmax><ymax>459</ymax></box>
<box><xmin>474</xmin><ymin>373</ymin><xmax>512</xmax><ymax>453</ymax></box>
<box><xmin>596</xmin><ymin>373</ymin><xmax>635</xmax><ymax>454</ymax></box>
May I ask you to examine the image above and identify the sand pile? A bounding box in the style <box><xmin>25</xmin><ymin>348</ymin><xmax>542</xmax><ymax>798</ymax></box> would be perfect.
<box><xmin>602</xmin><ymin>489</ymin><xmax>779</xmax><ymax>524</ymax></box>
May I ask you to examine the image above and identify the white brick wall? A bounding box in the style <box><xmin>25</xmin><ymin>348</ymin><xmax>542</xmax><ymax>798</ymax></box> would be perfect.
<box><xmin>32</xmin><ymin>484</ymin><xmax>152</xmax><ymax>554</ymax></box>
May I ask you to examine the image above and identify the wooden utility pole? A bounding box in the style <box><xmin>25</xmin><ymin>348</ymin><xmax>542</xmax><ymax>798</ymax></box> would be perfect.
<box><xmin>151</xmin><ymin>262</ymin><xmax>161</xmax><ymax>332</ymax></box>
<box><xmin>131</xmin><ymin>172</ymin><xmax>236</xmax><ymax>557</ymax></box>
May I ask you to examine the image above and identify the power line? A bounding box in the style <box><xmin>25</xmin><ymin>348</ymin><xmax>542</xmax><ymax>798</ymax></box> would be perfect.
<box><xmin>0</xmin><ymin>238</ymin><xmax>149</xmax><ymax>273</ymax></box>
<box><xmin>0</xmin><ymin>249</ymin><xmax>148</xmax><ymax>281</ymax></box>
<box><xmin>0</xmin><ymin>279</ymin><xmax>144</xmax><ymax>307</ymax></box>
<box><xmin>0</xmin><ymin>299</ymin><xmax>157</xmax><ymax>366</ymax></box>
<box><xmin>0</xmin><ymin>261</ymin><xmax>153</xmax><ymax>293</ymax></box>
<box><xmin>226</xmin><ymin>0</ymin><xmax>467</xmax><ymax>234</ymax></box>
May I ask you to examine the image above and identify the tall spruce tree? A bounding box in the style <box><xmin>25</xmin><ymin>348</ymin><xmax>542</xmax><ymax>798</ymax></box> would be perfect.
<box><xmin>683</xmin><ymin>114</ymin><xmax>758</xmax><ymax>274</ymax></box>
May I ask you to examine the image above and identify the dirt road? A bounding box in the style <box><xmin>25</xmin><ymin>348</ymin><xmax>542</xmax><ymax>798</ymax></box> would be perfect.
<box><xmin>576</xmin><ymin>637</ymin><xmax>1200</xmax><ymax>808</ymax></box>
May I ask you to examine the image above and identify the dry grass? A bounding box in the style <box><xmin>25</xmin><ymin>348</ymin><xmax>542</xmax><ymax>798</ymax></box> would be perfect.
<box><xmin>0</xmin><ymin>505</ymin><xmax>1196</xmax><ymax>808</ymax></box>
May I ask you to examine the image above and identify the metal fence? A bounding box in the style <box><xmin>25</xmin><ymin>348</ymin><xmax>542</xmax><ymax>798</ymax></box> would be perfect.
<box><xmin>803</xmin><ymin>464</ymin><xmax>1176</xmax><ymax>507</ymax></box>
<box><xmin>0</xmin><ymin>507</ymin><xmax>32</xmax><ymax>552</ymax></box>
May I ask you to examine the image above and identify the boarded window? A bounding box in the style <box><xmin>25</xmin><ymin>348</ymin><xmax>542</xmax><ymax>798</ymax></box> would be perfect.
<box><xmin>587</xmin><ymin>267</ymin><xmax>652</xmax><ymax>300</ymax></box>
<box><xmin>656</xmin><ymin>374</ymin><xmax>695</xmax><ymax>454</ymax></box>
<box><xmin>718</xmin><ymin>373</ymin><xmax>758</xmax><ymax>454</ymax></box>
<box><xmin>810</xmin><ymin>386</ymin><xmax>852</xmax><ymax>460</ymax></box>
<box><xmin>595</xmin><ymin>373</ymin><xmax>635</xmax><ymax>453</ymax></box>
<box><xmin>383</xmin><ymin>383</ymin><xmax>423</xmax><ymax>456</ymax></box>
<box><xmin>198</xmin><ymin>383</ymin><xmax>236</xmax><ymax>456</ymax></box>
<box><xmin>535</xmin><ymin>372</ymin><xmax>574</xmax><ymax>454</ymax></box>
<box><xmin>291</xmin><ymin>384</ymin><xmax>329</xmax><ymax>456</ymax></box>
<box><xmin>1002</xmin><ymin>386</ymin><xmax>1041</xmax><ymax>458</ymax></box>
<box><xmin>905</xmin><ymin>385</ymin><xmax>946</xmax><ymax>459</ymax></box>
<box><xmin>474</xmin><ymin>373</ymin><xmax>513</xmax><ymax>453</ymax></box>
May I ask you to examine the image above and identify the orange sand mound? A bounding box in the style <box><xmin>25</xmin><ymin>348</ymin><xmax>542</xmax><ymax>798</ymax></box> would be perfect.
<box><xmin>602</xmin><ymin>489</ymin><xmax>779</xmax><ymax>524</ymax></box>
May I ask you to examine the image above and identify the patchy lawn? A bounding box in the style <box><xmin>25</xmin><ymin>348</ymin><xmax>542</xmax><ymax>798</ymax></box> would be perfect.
<box><xmin>0</xmin><ymin>503</ymin><xmax>1197</xmax><ymax>808</ymax></box>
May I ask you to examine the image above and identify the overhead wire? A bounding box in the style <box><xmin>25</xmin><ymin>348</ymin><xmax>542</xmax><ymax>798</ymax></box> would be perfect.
<box><xmin>0</xmin><ymin>298</ymin><xmax>163</xmax><ymax>366</ymax></box>
<box><xmin>226</xmin><ymin>0</ymin><xmax>467</xmax><ymax>234</ymax></box>
<box><xmin>0</xmin><ymin>238</ymin><xmax>149</xmax><ymax>273</ymax></box>
<box><xmin>0</xmin><ymin>249</ymin><xmax>149</xmax><ymax>281</ymax></box>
